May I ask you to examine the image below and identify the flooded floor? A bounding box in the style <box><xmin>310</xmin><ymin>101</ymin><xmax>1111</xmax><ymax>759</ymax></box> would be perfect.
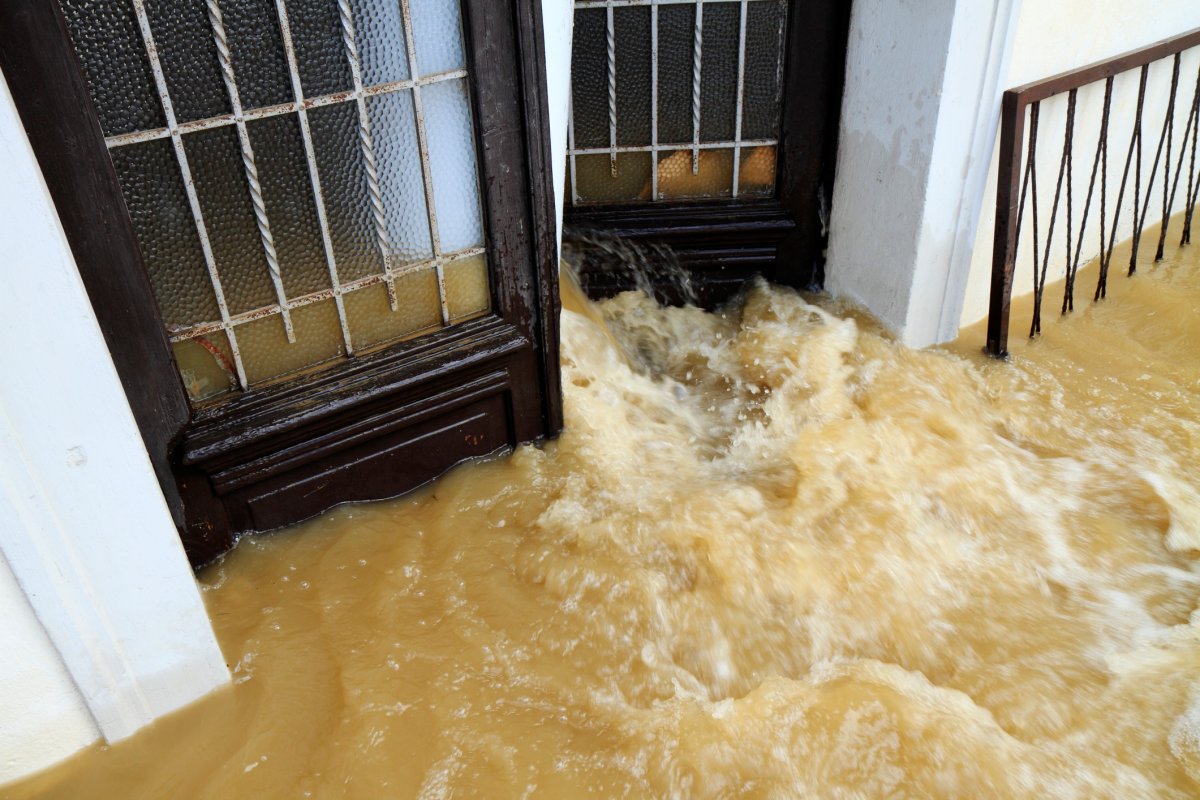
<box><xmin>7</xmin><ymin>241</ymin><xmax>1200</xmax><ymax>798</ymax></box>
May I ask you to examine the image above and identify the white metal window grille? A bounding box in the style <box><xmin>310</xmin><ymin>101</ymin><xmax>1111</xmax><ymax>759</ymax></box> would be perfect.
<box><xmin>59</xmin><ymin>0</ymin><xmax>491</xmax><ymax>404</ymax></box>
<box><xmin>568</xmin><ymin>0</ymin><xmax>788</xmax><ymax>205</ymax></box>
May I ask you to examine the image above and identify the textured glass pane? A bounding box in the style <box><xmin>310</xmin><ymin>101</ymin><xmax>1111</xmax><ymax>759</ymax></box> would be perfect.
<box><xmin>574</xmin><ymin>152</ymin><xmax>652</xmax><ymax>204</ymax></box>
<box><xmin>110</xmin><ymin>139</ymin><xmax>219</xmax><ymax>328</ymax></box>
<box><xmin>366</xmin><ymin>91</ymin><xmax>433</xmax><ymax>264</ymax></box>
<box><xmin>699</xmin><ymin>3</ymin><xmax>739</xmax><ymax>142</ymax></box>
<box><xmin>614</xmin><ymin>6</ymin><xmax>652</xmax><ymax>147</ymax></box>
<box><xmin>410</xmin><ymin>0</ymin><xmax>466</xmax><ymax>76</ymax></box>
<box><xmin>570</xmin><ymin>9</ymin><xmax>608</xmax><ymax>149</ymax></box>
<box><xmin>657</xmin><ymin>4</ymin><xmax>696</xmax><ymax>145</ymax></box>
<box><xmin>184</xmin><ymin>126</ymin><xmax>278</xmax><ymax>315</ymax></box>
<box><xmin>354</xmin><ymin>0</ymin><xmax>410</xmax><ymax>87</ymax></box>
<box><xmin>743</xmin><ymin>0</ymin><xmax>788</xmax><ymax>140</ymax></box>
<box><xmin>247</xmin><ymin>114</ymin><xmax>329</xmax><ymax>299</ymax></box>
<box><xmin>343</xmin><ymin>272</ymin><xmax>442</xmax><ymax>350</ymax></box>
<box><xmin>444</xmin><ymin>255</ymin><xmax>490</xmax><ymax>321</ymax></box>
<box><xmin>308</xmin><ymin>102</ymin><xmax>386</xmax><ymax>282</ymax></box>
<box><xmin>658</xmin><ymin>148</ymin><xmax>733</xmax><ymax>200</ymax></box>
<box><xmin>221</xmin><ymin>0</ymin><xmax>292</xmax><ymax>110</ymax></box>
<box><xmin>422</xmin><ymin>79</ymin><xmax>484</xmax><ymax>252</ymax></box>
<box><xmin>739</xmin><ymin>145</ymin><xmax>777</xmax><ymax>198</ymax></box>
<box><xmin>283</xmin><ymin>0</ymin><xmax>354</xmax><ymax>97</ymax></box>
<box><xmin>59</xmin><ymin>0</ymin><xmax>165</xmax><ymax>137</ymax></box>
<box><xmin>237</xmin><ymin>300</ymin><xmax>345</xmax><ymax>385</ymax></box>
<box><xmin>173</xmin><ymin>332</ymin><xmax>237</xmax><ymax>403</ymax></box>
<box><xmin>145</xmin><ymin>0</ymin><xmax>230</xmax><ymax>123</ymax></box>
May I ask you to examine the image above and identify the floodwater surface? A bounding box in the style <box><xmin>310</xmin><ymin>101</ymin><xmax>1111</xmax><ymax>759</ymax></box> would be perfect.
<box><xmin>6</xmin><ymin>241</ymin><xmax>1200</xmax><ymax>798</ymax></box>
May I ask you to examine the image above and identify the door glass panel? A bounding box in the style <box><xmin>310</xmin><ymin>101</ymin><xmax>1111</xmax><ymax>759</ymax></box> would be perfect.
<box><xmin>568</xmin><ymin>0</ymin><xmax>788</xmax><ymax>203</ymax></box>
<box><xmin>59</xmin><ymin>0</ymin><xmax>492</xmax><ymax>405</ymax></box>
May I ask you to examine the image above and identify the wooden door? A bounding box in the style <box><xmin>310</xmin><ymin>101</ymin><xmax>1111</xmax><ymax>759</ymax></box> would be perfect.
<box><xmin>0</xmin><ymin>0</ymin><xmax>562</xmax><ymax>566</ymax></box>
<box><xmin>564</xmin><ymin>0</ymin><xmax>851</xmax><ymax>304</ymax></box>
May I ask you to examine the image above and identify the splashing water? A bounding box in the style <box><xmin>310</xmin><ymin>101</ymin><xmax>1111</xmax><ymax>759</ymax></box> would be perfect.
<box><xmin>7</xmin><ymin>243</ymin><xmax>1200</xmax><ymax>799</ymax></box>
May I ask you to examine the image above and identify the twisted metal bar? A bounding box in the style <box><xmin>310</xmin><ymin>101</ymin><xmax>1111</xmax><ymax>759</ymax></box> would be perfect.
<box><xmin>1067</xmin><ymin>80</ymin><xmax>1112</xmax><ymax>314</ymax></box>
<box><xmin>1130</xmin><ymin>53</ymin><xmax>1181</xmax><ymax>271</ymax></box>
<box><xmin>1059</xmin><ymin>90</ymin><xmax>1076</xmax><ymax>314</ymax></box>
<box><xmin>206</xmin><ymin>0</ymin><xmax>295</xmax><ymax>342</ymax></box>
<box><xmin>1158</xmin><ymin>58</ymin><xmax>1200</xmax><ymax>259</ymax></box>
<box><xmin>1097</xmin><ymin>66</ymin><xmax>1148</xmax><ymax>299</ymax></box>
<box><xmin>337</xmin><ymin>0</ymin><xmax>398</xmax><ymax>309</ymax></box>
<box><xmin>1185</xmin><ymin>68</ymin><xmax>1200</xmax><ymax>245</ymax></box>
<box><xmin>607</xmin><ymin>4</ymin><xmax>618</xmax><ymax>176</ymax></box>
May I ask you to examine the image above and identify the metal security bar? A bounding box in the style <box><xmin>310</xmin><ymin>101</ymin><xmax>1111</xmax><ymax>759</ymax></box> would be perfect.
<box><xmin>115</xmin><ymin>0</ymin><xmax>483</xmax><ymax>392</ymax></box>
<box><xmin>568</xmin><ymin>0</ymin><xmax>786</xmax><ymax>204</ymax></box>
<box><xmin>986</xmin><ymin>28</ymin><xmax>1200</xmax><ymax>358</ymax></box>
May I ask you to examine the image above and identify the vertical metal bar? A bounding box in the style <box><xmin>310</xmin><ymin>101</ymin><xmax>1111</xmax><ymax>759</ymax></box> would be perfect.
<box><xmin>1154</xmin><ymin>52</ymin><xmax>1186</xmax><ymax>261</ymax></box>
<box><xmin>1167</xmin><ymin>62</ymin><xmax>1200</xmax><ymax>249</ymax></box>
<box><xmin>273</xmin><ymin>0</ymin><xmax>354</xmax><ymax>354</ymax></box>
<box><xmin>1129</xmin><ymin>52</ymin><xmax>1180</xmax><ymax>268</ymax></box>
<box><xmin>399</xmin><ymin>0</ymin><xmax>451</xmax><ymax>326</ymax></box>
<box><xmin>131</xmin><ymin>0</ymin><xmax>249</xmax><ymax>388</ymax></box>
<box><xmin>690</xmin><ymin>0</ymin><xmax>703</xmax><ymax>174</ymax></box>
<box><xmin>607</xmin><ymin>3</ymin><xmax>617</xmax><ymax>177</ymax></box>
<box><xmin>567</xmin><ymin>91</ymin><xmax>580</xmax><ymax>204</ymax></box>
<box><xmin>1185</xmin><ymin>66</ymin><xmax>1200</xmax><ymax>246</ymax></box>
<box><xmin>336</xmin><ymin>0</ymin><xmax>398</xmax><ymax>310</ymax></box>
<box><xmin>1025</xmin><ymin>102</ymin><xmax>1042</xmax><ymax>338</ymax></box>
<box><xmin>1070</xmin><ymin>81</ymin><xmax>1111</xmax><ymax>314</ymax></box>
<box><xmin>986</xmin><ymin>92</ymin><xmax>1026</xmax><ymax>358</ymax></box>
<box><xmin>1060</xmin><ymin>89</ymin><xmax>1076</xmax><ymax>314</ymax></box>
<box><xmin>1097</xmin><ymin>78</ymin><xmax>1111</xmax><ymax>299</ymax></box>
<box><xmin>1098</xmin><ymin>67</ymin><xmax>1147</xmax><ymax>298</ymax></box>
<box><xmin>650</xmin><ymin>0</ymin><xmax>659</xmax><ymax>200</ymax></box>
<box><xmin>731</xmin><ymin>0</ymin><xmax>748</xmax><ymax>198</ymax></box>
<box><xmin>206</xmin><ymin>0</ymin><xmax>296</xmax><ymax>343</ymax></box>
<box><xmin>1128</xmin><ymin>64</ymin><xmax>1149</xmax><ymax>275</ymax></box>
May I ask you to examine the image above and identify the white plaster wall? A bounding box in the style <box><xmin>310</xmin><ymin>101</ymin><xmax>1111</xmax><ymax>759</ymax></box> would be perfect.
<box><xmin>542</xmin><ymin>0</ymin><xmax>574</xmax><ymax>253</ymax></box>
<box><xmin>826</xmin><ymin>0</ymin><xmax>1021</xmax><ymax>346</ymax></box>
<box><xmin>0</xmin><ymin>554</ymin><xmax>99</xmax><ymax>784</ymax></box>
<box><xmin>0</xmin><ymin>72</ymin><xmax>229</xmax><ymax>782</ymax></box>
<box><xmin>959</xmin><ymin>1</ymin><xmax>1200</xmax><ymax>327</ymax></box>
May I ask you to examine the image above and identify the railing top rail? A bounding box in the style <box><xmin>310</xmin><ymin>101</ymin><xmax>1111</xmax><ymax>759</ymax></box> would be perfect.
<box><xmin>1007</xmin><ymin>27</ymin><xmax>1200</xmax><ymax>107</ymax></box>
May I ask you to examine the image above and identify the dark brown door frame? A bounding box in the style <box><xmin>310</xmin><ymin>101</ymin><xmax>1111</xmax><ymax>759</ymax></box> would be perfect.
<box><xmin>564</xmin><ymin>0</ymin><xmax>852</xmax><ymax>304</ymax></box>
<box><xmin>1</xmin><ymin>0</ymin><xmax>562</xmax><ymax>567</ymax></box>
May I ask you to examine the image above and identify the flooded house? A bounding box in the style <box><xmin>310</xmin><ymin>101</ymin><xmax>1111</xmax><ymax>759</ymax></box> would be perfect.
<box><xmin>1</xmin><ymin>0</ymin><xmax>1199</xmax><ymax>795</ymax></box>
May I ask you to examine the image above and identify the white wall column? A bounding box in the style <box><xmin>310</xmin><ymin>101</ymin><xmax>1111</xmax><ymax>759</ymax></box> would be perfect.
<box><xmin>0</xmin><ymin>71</ymin><xmax>229</xmax><ymax>778</ymax></box>
<box><xmin>826</xmin><ymin>0</ymin><xmax>1022</xmax><ymax>347</ymax></box>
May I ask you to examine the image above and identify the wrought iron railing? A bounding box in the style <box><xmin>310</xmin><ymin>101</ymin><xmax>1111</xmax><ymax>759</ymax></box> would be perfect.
<box><xmin>986</xmin><ymin>29</ymin><xmax>1200</xmax><ymax>358</ymax></box>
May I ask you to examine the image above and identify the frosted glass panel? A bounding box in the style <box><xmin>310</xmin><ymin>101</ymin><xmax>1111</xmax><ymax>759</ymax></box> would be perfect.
<box><xmin>614</xmin><ymin>6</ymin><xmax>652</xmax><ymax>147</ymax></box>
<box><xmin>237</xmin><ymin>300</ymin><xmax>345</xmax><ymax>385</ymax></box>
<box><xmin>173</xmin><ymin>332</ymin><xmax>237</xmax><ymax>404</ymax></box>
<box><xmin>59</xmin><ymin>0</ymin><xmax>164</xmax><ymax>137</ymax></box>
<box><xmin>63</xmin><ymin>0</ymin><xmax>491</xmax><ymax>404</ymax></box>
<box><xmin>285</xmin><ymin>0</ymin><xmax>354</xmax><ymax>97</ymax></box>
<box><xmin>307</xmin><ymin>102</ymin><xmax>387</xmax><ymax>282</ymax></box>
<box><xmin>184</xmin><ymin>126</ymin><xmax>278</xmax><ymax>315</ymax></box>
<box><xmin>574</xmin><ymin>153</ymin><xmax>652</xmax><ymax>203</ymax></box>
<box><xmin>354</xmin><ymin>0</ymin><xmax>410</xmax><ymax>86</ymax></box>
<box><xmin>220</xmin><ymin>0</ymin><xmax>292</xmax><ymax>110</ymax></box>
<box><xmin>367</xmin><ymin>91</ymin><xmax>434</xmax><ymax>265</ymax></box>
<box><xmin>344</xmin><ymin>272</ymin><xmax>443</xmax><ymax>350</ymax></box>
<box><xmin>656</xmin><ymin>4</ymin><xmax>695</xmax><ymax>146</ymax></box>
<box><xmin>570</xmin><ymin>9</ymin><xmax>608</xmax><ymax>149</ymax></box>
<box><xmin>739</xmin><ymin>146</ymin><xmax>777</xmax><ymax>198</ymax></box>
<box><xmin>247</xmin><ymin>114</ymin><xmax>329</xmax><ymax>299</ymax></box>
<box><xmin>110</xmin><ymin>139</ymin><xmax>219</xmax><ymax>327</ymax></box>
<box><xmin>569</xmin><ymin>0</ymin><xmax>789</xmax><ymax>203</ymax></box>
<box><xmin>444</xmin><ymin>255</ymin><xmax>491</xmax><ymax>320</ymax></box>
<box><xmin>658</xmin><ymin>148</ymin><xmax>734</xmax><ymax>200</ymax></box>
<box><xmin>410</xmin><ymin>0</ymin><xmax>466</xmax><ymax>76</ymax></box>
<box><xmin>423</xmin><ymin>79</ymin><xmax>484</xmax><ymax>252</ymax></box>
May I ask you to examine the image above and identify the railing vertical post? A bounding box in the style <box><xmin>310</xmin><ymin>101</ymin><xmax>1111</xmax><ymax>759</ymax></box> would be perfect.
<box><xmin>987</xmin><ymin>91</ymin><xmax>1025</xmax><ymax>358</ymax></box>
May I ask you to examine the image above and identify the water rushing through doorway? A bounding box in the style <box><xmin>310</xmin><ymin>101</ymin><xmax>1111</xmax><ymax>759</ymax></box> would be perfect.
<box><xmin>7</xmin><ymin>243</ymin><xmax>1200</xmax><ymax>798</ymax></box>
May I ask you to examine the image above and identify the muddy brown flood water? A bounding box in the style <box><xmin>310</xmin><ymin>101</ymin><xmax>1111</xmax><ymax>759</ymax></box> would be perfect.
<box><xmin>6</xmin><ymin>240</ymin><xmax>1200</xmax><ymax>798</ymax></box>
